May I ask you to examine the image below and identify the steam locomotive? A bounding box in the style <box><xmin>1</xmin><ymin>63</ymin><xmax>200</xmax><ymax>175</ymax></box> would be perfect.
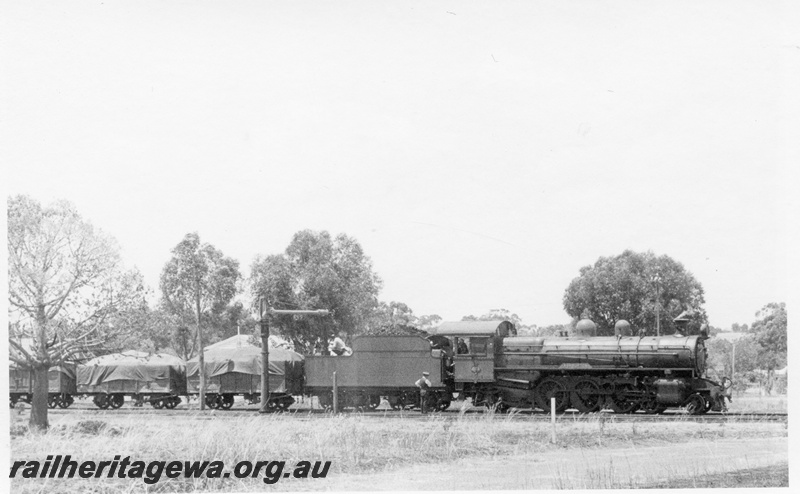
<box><xmin>430</xmin><ymin>319</ymin><xmax>727</xmax><ymax>414</ymax></box>
<box><xmin>303</xmin><ymin>318</ymin><xmax>729</xmax><ymax>415</ymax></box>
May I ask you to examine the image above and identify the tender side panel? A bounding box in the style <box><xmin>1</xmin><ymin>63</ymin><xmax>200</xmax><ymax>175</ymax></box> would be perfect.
<box><xmin>306</xmin><ymin>335</ymin><xmax>443</xmax><ymax>389</ymax></box>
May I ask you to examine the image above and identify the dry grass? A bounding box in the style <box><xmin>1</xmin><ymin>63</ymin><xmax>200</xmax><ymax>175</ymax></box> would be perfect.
<box><xmin>639</xmin><ymin>463</ymin><xmax>789</xmax><ymax>489</ymax></box>
<box><xmin>726</xmin><ymin>390</ymin><xmax>787</xmax><ymax>413</ymax></box>
<box><xmin>550</xmin><ymin>457</ymin><xmax>789</xmax><ymax>489</ymax></box>
<box><xmin>10</xmin><ymin>408</ymin><xmax>788</xmax><ymax>493</ymax></box>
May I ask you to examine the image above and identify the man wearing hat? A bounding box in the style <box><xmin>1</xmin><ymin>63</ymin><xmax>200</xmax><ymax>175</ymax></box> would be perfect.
<box><xmin>415</xmin><ymin>371</ymin><xmax>432</xmax><ymax>414</ymax></box>
<box><xmin>328</xmin><ymin>332</ymin><xmax>351</xmax><ymax>356</ymax></box>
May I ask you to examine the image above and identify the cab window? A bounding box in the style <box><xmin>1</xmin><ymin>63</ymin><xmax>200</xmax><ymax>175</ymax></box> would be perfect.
<box><xmin>455</xmin><ymin>337</ymin><xmax>469</xmax><ymax>355</ymax></box>
<box><xmin>470</xmin><ymin>337</ymin><xmax>488</xmax><ymax>355</ymax></box>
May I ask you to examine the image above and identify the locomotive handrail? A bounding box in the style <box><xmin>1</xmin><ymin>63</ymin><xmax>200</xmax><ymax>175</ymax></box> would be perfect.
<box><xmin>501</xmin><ymin>351</ymin><xmax>680</xmax><ymax>356</ymax></box>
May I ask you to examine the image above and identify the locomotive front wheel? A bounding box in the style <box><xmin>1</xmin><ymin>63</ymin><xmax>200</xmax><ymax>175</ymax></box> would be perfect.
<box><xmin>685</xmin><ymin>394</ymin><xmax>707</xmax><ymax>415</ymax></box>
<box><xmin>536</xmin><ymin>378</ymin><xmax>569</xmax><ymax>413</ymax></box>
<box><xmin>571</xmin><ymin>379</ymin><xmax>603</xmax><ymax>413</ymax></box>
<box><xmin>641</xmin><ymin>396</ymin><xmax>667</xmax><ymax>414</ymax></box>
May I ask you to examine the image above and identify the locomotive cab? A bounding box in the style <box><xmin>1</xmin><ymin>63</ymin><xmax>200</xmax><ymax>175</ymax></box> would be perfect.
<box><xmin>430</xmin><ymin>320</ymin><xmax>516</xmax><ymax>404</ymax></box>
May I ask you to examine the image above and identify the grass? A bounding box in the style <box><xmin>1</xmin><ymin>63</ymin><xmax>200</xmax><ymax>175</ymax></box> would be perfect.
<box><xmin>551</xmin><ymin>458</ymin><xmax>790</xmax><ymax>489</ymax></box>
<box><xmin>10</xmin><ymin>408</ymin><xmax>788</xmax><ymax>492</ymax></box>
<box><xmin>726</xmin><ymin>390</ymin><xmax>787</xmax><ymax>414</ymax></box>
<box><xmin>640</xmin><ymin>463</ymin><xmax>789</xmax><ymax>489</ymax></box>
<box><xmin>550</xmin><ymin>454</ymin><xmax>789</xmax><ymax>490</ymax></box>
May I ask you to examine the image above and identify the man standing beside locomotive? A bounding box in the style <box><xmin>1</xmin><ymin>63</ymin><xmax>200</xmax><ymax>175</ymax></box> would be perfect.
<box><xmin>415</xmin><ymin>371</ymin><xmax>432</xmax><ymax>414</ymax></box>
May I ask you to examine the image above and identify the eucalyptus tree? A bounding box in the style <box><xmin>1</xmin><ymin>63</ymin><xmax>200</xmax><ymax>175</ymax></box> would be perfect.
<box><xmin>563</xmin><ymin>250</ymin><xmax>707</xmax><ymax>335</ymax></box>
<box><xmin>160</xmin><ymin>233</ymin><xmax>240</xmax><ymax>410</ymax></box>
<box><xmin>250</xmin><ymin>230</ymin><xmax>382</xmax><ymax>353</ymax></box>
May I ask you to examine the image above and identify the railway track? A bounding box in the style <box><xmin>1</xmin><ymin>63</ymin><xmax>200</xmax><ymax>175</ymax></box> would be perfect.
<box><xmin>42</xmin><ymin>402</ymin><xmax>787</xmax><ymax>422</ymax></box>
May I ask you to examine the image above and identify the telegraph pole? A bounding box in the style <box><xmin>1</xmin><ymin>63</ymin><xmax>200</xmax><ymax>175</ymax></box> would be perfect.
<box><xmin>258</xmin><ymin>300</ymin><xmax>329</xmax><ymax>413</ymax></box>
<box><xmin>652</xmin><ymin>274</ymin><xmax>662</xmax><ymax>336</ymax></box>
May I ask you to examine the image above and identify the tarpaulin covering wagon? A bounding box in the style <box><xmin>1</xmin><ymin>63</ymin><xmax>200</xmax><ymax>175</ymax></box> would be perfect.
<box><xmin>77</xmin><ymin>351</ymin><xmax>187</xmax><ymax>409</ymax></box>
<box><xmin>187</xmin><ymin>335</ymin><xmax>304</xmax><ymax>410</ymax></box>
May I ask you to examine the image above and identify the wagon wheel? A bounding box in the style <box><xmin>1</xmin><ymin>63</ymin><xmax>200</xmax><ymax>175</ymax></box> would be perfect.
<box><xmin>606</xmin><ymin>384</ymin><xmax>638</xmax><ymax>414</ymax></box>
<box><xmin>163</xmin><ymin>397</ymin><xmax>179</xmax><ymax>409</ymax></box>
<box><xmin>435</xmin><ymin>393</ymin><xmax>452</xmax><ymax>412</ymax></box>
<box><xmin>93</xmin><ymin>394</ymin><xmax>111</xmax><ymax>409</ymax></box>
<box><xmin>57</xmin><ymin>395</ymin><xmax>73</xmax><ymax>409</ymax></box>
<box><xmin>571</xmin><ymin>379</ymin><xmax>603</xmax><ymax>413</ymax></box>
<box><xmin>366</xmin><ymin>395</ymin><xmax>381</xmax><ymax>411</ymax></box>
<box><xmin>276</xmin><ymin>398</ymin><xmax>293</xmax><ymax>411</ymax></box>
<box><xmin>10</xmin><ymin>397</ymin><xmax>17</xmax><ymax>408</ymax></box>
<box><xmin>536</xmin><ymin>378</ymin><xmax>569</xmax><ymax>413</ymax></box>
<box><xmin>152</xmin><ymin>399</ymin><xmax>165</xmax><ymax>409</ymax></box>
<box><xmin>47</xmin><ymin>396</ymin><xmax>59</xmax><ymax>409</ymax></box>
<box><xmin>204</xmin><ymin>395</ymin><xmax>218</xmax><ymax>409</ymax></box>
<box><xmin>218</xmin><ymin>395</ymin><xmax>234</xmax><ymax>410</ymax></box>
<box><xmin>685</xmin><ymin>393</ymin><xmax>707</xmax><ymax>415</ymax></box>
<box><xmin>317</xmin><ymin>392</ymin><xmax>333</xmax><ymax>412</ymax></box>
<box><xmin>387</xmin><ymin>395</ymin><xmax>404</xmax><ymax>410</ymax></box>
<box><xmin>109</xmin><ymin>394</ymin><xmax>124</xmax><ymax>409</ymax></box>
<box><xmin>408</xmin><ymin>390</ymin><xmax>423</xmax><ymax>410</ymax></box>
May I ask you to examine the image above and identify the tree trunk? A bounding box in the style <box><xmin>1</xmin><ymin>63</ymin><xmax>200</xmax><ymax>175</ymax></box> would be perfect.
<box><xmin>30</xmin><ymin>304</ymin><xmax>50</xmax><ymax>431</ymax></box>
<box><xmin>29</xmin><ymin>365</ymin><xmax>49</xmax><ymax>431</ymax></box>
<box><xmin>196</xmin><ymin>288</ymin><xmax>205</xmax><ymax>411</ymax></box>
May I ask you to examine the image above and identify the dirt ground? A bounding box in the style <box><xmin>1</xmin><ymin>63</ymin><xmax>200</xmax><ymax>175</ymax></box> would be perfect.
<box><xmin>288</xmin><ymin>436</ymin><xmax>788</xmax><ymax>491</ymax></box>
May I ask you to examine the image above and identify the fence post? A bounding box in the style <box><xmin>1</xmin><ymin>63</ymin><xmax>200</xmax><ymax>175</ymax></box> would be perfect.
<box><xmin>551</xmin><ymin>397</ymin><xmax>557</xmax><ymax>443</ymax></box>
<box><xmin>333</xmin><ymin>371</ymin><xmax>338</xmax><ymax>413</ymax></box>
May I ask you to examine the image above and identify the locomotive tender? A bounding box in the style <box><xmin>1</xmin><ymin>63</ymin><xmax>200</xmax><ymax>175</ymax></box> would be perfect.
<box><xmin>304</xmin><ymin>335</ymin><xmax>453</xmax><ymax>411</ymax></box>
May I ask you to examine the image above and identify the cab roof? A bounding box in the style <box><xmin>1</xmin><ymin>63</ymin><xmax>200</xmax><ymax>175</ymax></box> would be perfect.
<box><xmin>430</xmin><ymin>320</ymin><xmax>516</xmax><ymax>337</ymax></box>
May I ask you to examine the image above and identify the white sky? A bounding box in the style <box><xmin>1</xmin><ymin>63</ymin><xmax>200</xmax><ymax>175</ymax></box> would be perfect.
<box><xmin>3</xmin><ymin>1</ymin><xmax>798</xmax><ymax>329</ymax></box>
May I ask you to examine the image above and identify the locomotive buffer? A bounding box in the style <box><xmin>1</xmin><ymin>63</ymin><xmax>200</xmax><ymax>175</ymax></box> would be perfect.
<box><xmin>258</xmin><ymin>300</ymin><xmax>329</xmax><ymax>413</ymax></box>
